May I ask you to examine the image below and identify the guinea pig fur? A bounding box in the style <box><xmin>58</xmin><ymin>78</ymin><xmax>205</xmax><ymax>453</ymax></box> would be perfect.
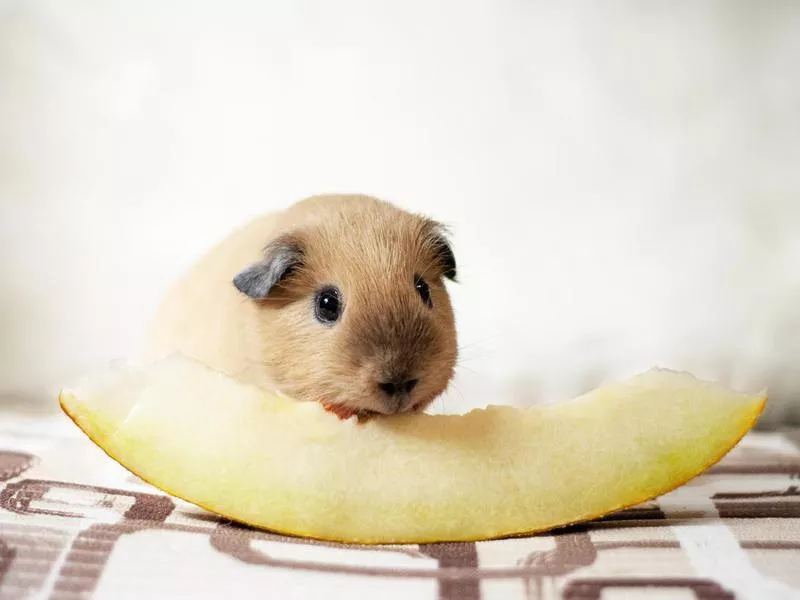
<box><xmin>142</xmin><ymin>194</ymin><xmax>458</xmax><ymax>417</ymax></box>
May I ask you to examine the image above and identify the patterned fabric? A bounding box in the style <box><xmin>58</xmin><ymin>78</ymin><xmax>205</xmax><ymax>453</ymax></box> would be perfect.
<box><xmin>0</xmin><ymin>413</ymin><xmax>799</xmax><ymax>600</ymax></box>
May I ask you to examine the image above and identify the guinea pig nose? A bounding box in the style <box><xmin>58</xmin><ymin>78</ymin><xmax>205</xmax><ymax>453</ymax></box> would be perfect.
<box><xmin>378</xmin><ymin>378</ymin><xmax>419</xmax><ymax>397</ymax></box>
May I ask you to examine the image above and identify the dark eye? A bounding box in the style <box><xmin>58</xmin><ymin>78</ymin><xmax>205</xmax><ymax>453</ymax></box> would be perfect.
<box><xmin>314</xmin><ymin>286</ymin><xmax>342</xmax><ymax>324</ymax></box>
<box><xmin>414</xmin><ymin>275</ymin><xmax>432</xmax><ymax>308</ymax></box>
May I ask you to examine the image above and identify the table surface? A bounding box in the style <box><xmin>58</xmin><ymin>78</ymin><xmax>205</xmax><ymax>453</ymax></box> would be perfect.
<box><xmin>1</xmin><ymin>412</ymin><xmax>799</xmax><ymax>600</ymax></box>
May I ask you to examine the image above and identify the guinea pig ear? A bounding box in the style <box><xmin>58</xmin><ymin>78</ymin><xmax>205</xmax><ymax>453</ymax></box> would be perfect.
<box><xmin>434</xmin><ymin>235</ymin><xmax>457</xmax><ymax>281</ymax></box>
<box><xmin>426</xmin><ymin>223</ymin><xmax>457</xmax><ymax>281</ymax></box>
<box><xmin>233</xmin><ymin>235</ymin><xmax>304</xmax><ymax>300</ymax></box>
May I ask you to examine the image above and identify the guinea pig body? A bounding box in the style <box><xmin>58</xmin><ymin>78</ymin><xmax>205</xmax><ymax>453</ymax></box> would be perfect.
<box><xmin>142</xmin><ymin>194</ymin><xmax>458</xmax><ymax>416</ymax></box>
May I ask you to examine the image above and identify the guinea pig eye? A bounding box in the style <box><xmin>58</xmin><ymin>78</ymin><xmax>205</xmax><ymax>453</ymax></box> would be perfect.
<box><xmin>314</xmin><ymin>286</ymin><xmax>342</xmax><ymax>324</ymax></box>
<box><xmin>414</xmin><ymin>275</ymin><xmax>432</xmax><ymax>308</ymax></box>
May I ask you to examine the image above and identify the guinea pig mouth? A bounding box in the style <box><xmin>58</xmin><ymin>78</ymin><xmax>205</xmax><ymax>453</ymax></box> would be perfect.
<box><xmin>320</xmin><ymin>401</ymin><xmax>363</xmax><ymax>420</ymax></box>
<box><xmin>358</xmin><ymin>404</ymin><xmax>423</xmax><ymax>421</ymax></box>
<box><xmin>320</xmin><ymin>400</ymin><xmax>389</xmax><ymax>421</ymax></box>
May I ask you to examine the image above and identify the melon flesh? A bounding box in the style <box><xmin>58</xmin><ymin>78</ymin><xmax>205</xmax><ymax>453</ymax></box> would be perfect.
<box><xmin>59</xmin><ymin>355</ymin><xmax>764</xmax><ymax>544</ymax></box>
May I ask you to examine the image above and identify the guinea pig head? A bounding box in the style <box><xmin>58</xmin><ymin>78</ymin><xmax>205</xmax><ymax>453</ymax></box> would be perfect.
<box><xmin>233</xmin><ymin>206</ymin><xmax>458</xmax><ymax>416</ymax></box>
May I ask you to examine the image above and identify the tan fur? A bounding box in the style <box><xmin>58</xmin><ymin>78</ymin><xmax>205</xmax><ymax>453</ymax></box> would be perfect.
<box><xmin>142</xmin><ymin>194</ymin><xmax>458</xmax><ymax>414</ymax></box>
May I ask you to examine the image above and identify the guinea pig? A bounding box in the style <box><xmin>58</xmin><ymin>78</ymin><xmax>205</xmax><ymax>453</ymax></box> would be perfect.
<box><xmin>142</xmin><ymin>194</ymin><xmax>458</xmax><ymax>418</ymax></box>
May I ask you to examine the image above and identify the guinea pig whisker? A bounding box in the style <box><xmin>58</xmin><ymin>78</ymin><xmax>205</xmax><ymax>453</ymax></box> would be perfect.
<box><xmin>455</xmin><ymin>347</ymin><xmax>498</xmax><ymax>362</ymax></box>
<box><xmin>455</xmin><ymin>352</ymin><xmax>489</xmax><ymax>364</ymax></box>
<box><xmin>457</xmin><ymin>339</ymin><xmax>496</xmax><ymax>351</ymax></box>
<box><xmin>456</xmin><ymin>336</ymin><xmax>506</xmax><ymax>358</ymax></box>
<box><xmin>454</xmin><ymin>363</ymin><xmax>480</xmax><ymax>376</ymax></box>
<box><xmin>441</xmin><ymin>381</ymin><xmax>467</xmax><ymax>414</ymax></box>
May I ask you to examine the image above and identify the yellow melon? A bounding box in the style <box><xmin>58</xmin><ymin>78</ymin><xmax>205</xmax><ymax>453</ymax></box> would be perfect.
<box><xmin>59</xmin><ymin>354</ymin><xmax>764</xmax><ymax>544</ymax></box>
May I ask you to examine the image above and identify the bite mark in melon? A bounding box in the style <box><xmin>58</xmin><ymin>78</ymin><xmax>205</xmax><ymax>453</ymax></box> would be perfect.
<box><xmin>59</xmin><ymin>355</ymin><xmax>765</xmax><ymax>544</ymax></box>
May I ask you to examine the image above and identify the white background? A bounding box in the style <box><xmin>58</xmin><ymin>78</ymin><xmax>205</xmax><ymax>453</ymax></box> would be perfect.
<box><xmin>1</xmin><ymin>1</ymin><xmax>799</xmax><ymax>424</ymax></box>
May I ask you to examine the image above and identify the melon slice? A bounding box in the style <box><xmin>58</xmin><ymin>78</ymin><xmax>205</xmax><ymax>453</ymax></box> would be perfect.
<box><xmin>59</xmin><ymin>354</ymin><xmax>764</xmax><ymax>544</ymax></box>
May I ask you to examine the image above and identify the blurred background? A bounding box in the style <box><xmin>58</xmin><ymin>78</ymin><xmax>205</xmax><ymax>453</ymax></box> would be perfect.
<box><xmin>1</xmin><ymin>1</ymin><xmax>798</xmax><ymax>425</ymax></box>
